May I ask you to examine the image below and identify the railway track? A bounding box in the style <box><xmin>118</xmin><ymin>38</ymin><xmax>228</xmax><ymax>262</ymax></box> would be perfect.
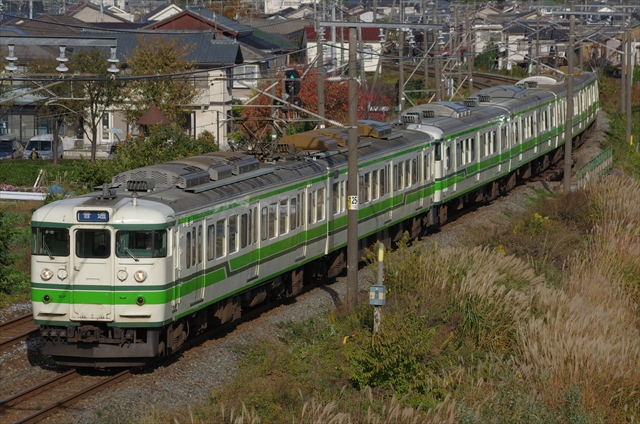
<box><xmin>0</xmin><ymin>369</ymin><xmax>131</xmax><ymax>424</ymax></box>
<box><xmin>0</xmin><ymin>313</ymin><xmax>39</xmax><ymax>353</ymax></box>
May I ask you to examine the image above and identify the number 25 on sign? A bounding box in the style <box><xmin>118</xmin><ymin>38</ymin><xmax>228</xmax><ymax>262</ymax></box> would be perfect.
<box><xmin>348</xmin><ymin>195</ymin><xmax>358</xmax><ymax>210</ymax></box>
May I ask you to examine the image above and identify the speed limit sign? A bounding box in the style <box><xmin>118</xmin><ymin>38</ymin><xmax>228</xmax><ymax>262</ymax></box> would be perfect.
<box><xmin>347</xmin><ymin>195</ymin><xmax>358</xmax><ymax>210</ymax></box>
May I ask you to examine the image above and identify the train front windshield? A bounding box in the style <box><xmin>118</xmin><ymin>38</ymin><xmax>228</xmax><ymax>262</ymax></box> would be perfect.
<box><xmin>32</xmin><ymin>228</ymin><xmax>70</xmax><ymax>257</ymax></box>
<box><xmin>116</xmin><ymin>230</ymin><xmax>167</xmax><ymax>258</ymax></box>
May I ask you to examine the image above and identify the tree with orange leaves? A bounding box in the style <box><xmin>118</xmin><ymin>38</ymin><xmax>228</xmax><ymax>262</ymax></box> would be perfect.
<box><xmin>238</xmin><ymin>67</ymin><xmax>392</xmax><ymax>142</ymax></box>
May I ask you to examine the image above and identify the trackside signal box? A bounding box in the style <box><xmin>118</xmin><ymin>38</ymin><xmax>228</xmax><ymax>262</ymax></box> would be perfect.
<box><xmin>369</xmin><ymin>285</ymin><xmax>386</xmax><ymax>306</ymax></box>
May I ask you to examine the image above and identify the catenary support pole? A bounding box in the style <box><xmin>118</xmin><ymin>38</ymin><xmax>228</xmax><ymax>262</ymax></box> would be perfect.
<box><xmin>563</xmin><ymin>4</ymin><xmax>575</xmax><ymax>193</ymax></box>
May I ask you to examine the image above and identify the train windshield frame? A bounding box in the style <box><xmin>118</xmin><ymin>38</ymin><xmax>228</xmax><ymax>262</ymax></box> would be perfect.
<box><xmin>116</xmin><ymin>230</ymin><xmax>167</xmax><ymax>258</ymax></box>
<box><xmin>75</xmin><ymin>229</ymin><xmax>111</xmax><ymax>258</ymax></box>
<box><xmin>32</xmin><ymin>228</ymin><xmax>70</xmax><ymax>257</ymax></box>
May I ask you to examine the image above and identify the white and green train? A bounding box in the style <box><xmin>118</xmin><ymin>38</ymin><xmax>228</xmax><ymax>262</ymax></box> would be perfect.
<box><xmin>31</xmin><ymin>70</ymin><xmax>598</xmax><ymax>367</ymax></box>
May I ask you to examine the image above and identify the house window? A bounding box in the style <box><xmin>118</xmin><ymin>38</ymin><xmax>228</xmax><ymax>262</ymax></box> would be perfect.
<box><xmin>102</xmin><ymin>113</ymin><xmax>110</xmax><ymax>140</ymax></box>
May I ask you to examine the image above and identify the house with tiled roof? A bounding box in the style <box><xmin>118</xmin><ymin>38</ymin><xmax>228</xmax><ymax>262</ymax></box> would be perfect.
<box><xmin>65</xmin><ymin>1</ymin><xmax>130</xmax><ymax>23</ymax></box>
<box><xmin>305</xmin><ymin>25</ymin><xmax>383</xmax><ymax>73</ymax></box>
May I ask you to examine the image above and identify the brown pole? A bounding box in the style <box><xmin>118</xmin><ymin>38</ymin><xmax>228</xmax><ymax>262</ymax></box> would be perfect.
<box><xmin>626</xmin><ymin>18</ymin><xmax>632</xmax><ymax>146</ymax></box>
<box><xmin>347</xmin><ymin>26</ymin><xmax>359</xmax><ymax>311</ymax></box>
<box><xmin>317</xmin><ymin>25</ymin><xmax>325</xmax><ymax>128</ymax></box>
<box><xmin>399</xmin><ymin>30</ymin><xmax>405</xmax><ymax>112</ymax></box>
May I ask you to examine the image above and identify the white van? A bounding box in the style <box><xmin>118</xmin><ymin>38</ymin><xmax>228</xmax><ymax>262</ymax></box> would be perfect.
<box><xmin>22</xmin><ymin>134</ymin><xmax>64</xmax><ymax>160</ymax></box>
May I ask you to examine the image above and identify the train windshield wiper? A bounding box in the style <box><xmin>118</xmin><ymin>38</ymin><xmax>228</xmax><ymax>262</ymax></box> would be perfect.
<box><xmin>124</xmin><ymin>247</ymin><xmax>139</xmax><ymax>262</ymax></box>
<box><xmin>42</xmin><ymin>239</ymin><xmax>54</xmax><ymax>260</ymax></box>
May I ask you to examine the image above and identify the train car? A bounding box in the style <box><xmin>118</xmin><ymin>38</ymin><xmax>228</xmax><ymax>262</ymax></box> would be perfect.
<box><xmin>30</xmin><ymin>121</ymin><xmax>436</xmax><ymax>367</ymax></box>
<box><xmin>30</xmin><ymin>69</ymin><xmax>599</xmax><ymax>368</ymax></box>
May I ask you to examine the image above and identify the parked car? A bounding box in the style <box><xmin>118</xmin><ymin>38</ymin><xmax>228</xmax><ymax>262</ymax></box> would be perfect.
<box><xmin>22</xmin><ymin>134</ymin><xmax>64</xmax><ymax>160</ymax></box>
<box><xmin>0</xmin><ymin>133</ymin><xmax>24</xmax><ymax>159</ymax></box>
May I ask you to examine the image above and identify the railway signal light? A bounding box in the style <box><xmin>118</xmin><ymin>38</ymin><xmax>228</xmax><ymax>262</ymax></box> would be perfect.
<box><xmin>285</xmin><ymin>69</ymin><xmax>300</xmax><ymax>96</ymax></box>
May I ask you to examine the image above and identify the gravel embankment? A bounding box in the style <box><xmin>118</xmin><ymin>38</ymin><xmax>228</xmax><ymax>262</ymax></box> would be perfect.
<box><xmin>0</xmin><ymin>111</ymin><xmax>608</xmax><ymax>423</ymax></box>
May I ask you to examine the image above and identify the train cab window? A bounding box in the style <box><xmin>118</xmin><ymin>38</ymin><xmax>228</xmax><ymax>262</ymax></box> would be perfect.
<box><xmin>229</xmin><ymin>215</ymin><xmax>238</xmax><ymax>254</ymax></box>
<box><xmin>372</xmin><ymin>170</ymin><xmax>379</xmax><ymax>200</ymax></box>
<box><xmin>241</xmin><ymin>214</ymin><xmax>248</xmax><ymax>249</ymax></box>
<box><xmin>32</xmin><ymin>228</ymin><xmax>69</xmax><ymax>257</ymax></box>
<box><xmin>317</xmin><ymin>187</ymin><xmax>325</xmax><ymax>221</ymax></box>
<box><xmin>268</xmin><ymin>202</ymin><xmax>277</xmax><ymax>238</ymax></box>
<box><xmin>191</xmin><ymin>228</ymin><xmax>196</xmax><ymax>266</ymax></box>
<box><xmin>261</xmin><ymin>207</ymin><xmax>268</xmax><ymax>241</ymax></box>
<box><xmin>117</xmin><ymin>230</ymin><xmax>167</xmax><ymax>259</ymax></box>
<box><xmin>186</xmin><ymin>231</ymin><xmax>191</xmax><ymax>267</ymax></box>
<box><xmin>76</xmin><ymin>229</ymin><xmax>110</xmax><ymax>259</ymax></box>
<box><xmin>207</xmin><ymin>224</ymin><xmax>215</xmax><ymax>260</ymax></box>
<box><xmin>279</xmin><ymin>199</ymin><xmax>288</xmax><ymax>235</ymax></box>
<box><xmin>290</xmin><ymin>198</ymin><xmax>297</xmax><ymax>231</ymax></box>
<box><xmin>197</xmin><ymin>226</ymin><xmax>202</xmax><ymax>264</ymax></box>
<box><xmin>216</xmin><ymin>219</ymin><xmax>226</xmax><ymax>258</ymax></box>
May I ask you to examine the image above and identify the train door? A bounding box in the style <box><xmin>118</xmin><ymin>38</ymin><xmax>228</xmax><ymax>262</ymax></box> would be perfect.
<box><xmin>172</xmin><ymin>227</ymin><xmax>180</xmax><ymax>312</ymax></box>
<box><xmin>191</xmin><ymin>224</ymin><xmax>204</xmax><ymax>306</ymax></box>
<box><xmin>70</xmin><ymin>226</ymin><xmax>115</xmax><ymax>322</ymax></box>
<box><xmin>245</xmin><ymin>202</ymin><xmax>259</xmax><ymax>281</ymax></box>
<box><xmin>292</xmin><ymin>188</ymin><xmax>307</xmax><ymax>262</ymax></box>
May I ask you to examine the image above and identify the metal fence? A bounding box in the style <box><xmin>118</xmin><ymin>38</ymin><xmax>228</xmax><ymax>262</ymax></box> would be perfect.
<box><xmin>576</xmin><ymin>146</ymin><xmax>613</xmax><ymax>188</ymax></box>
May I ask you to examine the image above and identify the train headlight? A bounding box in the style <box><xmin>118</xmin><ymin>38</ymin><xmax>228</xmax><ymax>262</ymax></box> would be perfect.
<box><xmin>57</xmin><ymin>268</ymin><xmax>68</xmax><ymax>280</ymax></box>
<box><xmin>41</xmin><ymin>268</ymin><xmax>53</xmax><ymax>281</ymax></box>
<box><xmin>134</xmin><ymin>270</ymin><xmax>147</xmax><ymax>283</ymax></box>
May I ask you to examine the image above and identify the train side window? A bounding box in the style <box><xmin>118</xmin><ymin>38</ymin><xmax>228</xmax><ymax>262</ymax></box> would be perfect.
<box><xmin>229</xmin><ymin>215</ymin><xmax>238</xmax><ymax>254</ymax></box>
<box><xmin>197</xmin><ymin>225</ymin><xmax>202</xmax><ymax>264</ymax></box>
<box><xmin>268</xmin><ymin>202</ymin><xmax>277</xmax><ymax>238</ymax></box>
<box><xmin>216</xmin><ymin>219</ymin><xmax>225</xmax><ymax>258</ymax></box>
<box><xmin>191</xmin><ymin>228</ymin><xmax>196</xmax><ymax>267</ymax></box>
<box><xmin>297</xmin><ymin>194</ymin><xmax>304</xmax><ymax>227</ymax></box>
<box><xmin>279</xmin><ymin>199</ymin><xmax>288</xmax><ymax>235</ymax></box>
<box><xmin>333</xmin><ymin>182</ymin><xmax>340</xmax><ymax>213</ymax></box>
<box><xmin>435</xmin><ymin>143</ymin><xmax>442</xmax><ymax>160</ymax></box>
<box><xmin>186</xmin><ymin>230</ymin><xmax>191</xmax><ymax>268</ymax></box>
<box><xmin>365</xmin><ymin>173</ymin><xmax>371</xmax><ymax>202</ymax></box>
<box><xmin>359</xmin><ymin>175</ymin><xmax>364</xmax><ymax>204</ymax></box>
<box><xmin>251</xmin><ymin>207</ymin><xmax>257</xmax><ymax>245</ymax></box>
<box><xmin>456</xmin><ymin>141</ymin><xmax>462</xmax><ymax>166</ymax></box>
<box><xmin>393</xmin><ymin>164</ymin><xmax>398</xmax><ymax>191</ymax></box>
<box><xmin>502</xmin><ymin>126</ymin><xmax>508</xmax><ymax>149</ymax></box>
<box><xmin>308</xmin><ymin>191</ymin><xmax>315</xmax><ymax>224</ymax></box>
<box><xmin>241</xmin><ymin>213</ymin><xmax>248</xmax><ymax>249</ymax></box>
<box><xmin>491</xmin><ymin>131</ymin><xmax>497</xmax><ymax>153</ymax></box>
<box><xmin>317</xmin><ymin>187</ymin><xmax>325</xmax><ymax>221</ymax></box>
<box><xmin>261</xmin><ymin>207</ymin><xmax>268</xmax><ymax>241</ymax></box>
<box><xmin>424</xmin><ymin>153</ymin><xmax>431</xmax><ymax>182</ymax></box>
<box><xmin>290</xmin><ymin>197</ymin><xmax>297</xmax><ymax>230</ymax></box>
<box><xmin>380</xmin><ymin>167</ymin><xmax>386</xmax><ymax>196</ymax></box>
<box><xmin>372</xmin><ymin>170</ymin><xmax>378</xmax><ymax>200</ymax></box>
<box><xmin>405</xmin><ymin>160</ymin><xmax>411</xmax><ymax>188</ymax></box>
<box><xmin>470</xmin><ymin>138</ymin><xmax>476</xmax><ymax>162</ymax></box>
<box><xmin>340</xmin><ymin>181</ymin><xmax>345</xmax><ymax>210</ymax></box>
<box><xmin>445</xmin><ymin>146</ymin><xmax>451</xmax><ymax>171</ymax></box>
<box><xmin>207</xmin><ymin>224</ymin><xmax>215</xmax><ymax>260</ymax></box>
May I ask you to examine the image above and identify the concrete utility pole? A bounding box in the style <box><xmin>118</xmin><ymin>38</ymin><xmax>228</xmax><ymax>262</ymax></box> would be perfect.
<box><xmin>347</xmin><ymin>26</ymin><xmax>358</xmax><ymax>311</ymax></box>
<box><xmin>564</xmin><ymin>4</ymin><xmax>575</xmax><ymax>193</ymax></box>
<box><xmin>466</xmin><ymin>9</ymin><xmax>473</xmax><ymax>95</ymax></box>
<box><xmin>434</xmin><ymin>2</ymin><xmax>442</xmax><ymax>101</ymax></box>
<box><xmin>621</xmin><ymin>26</ymin><xmax>626</xmax><ymax>115</ymax></box>
<box><xmin>423</xmin><ymin>0</ymin><xmax>429</xmax><ymax>86</ymax></box>
<box><xmin>317</xmin><ymin>25</ymin><xmax>325</xmax><ymax>128</ymax></box>
<box><xmin>399</xmin><ymin>30</ymin><xmax>405</xmax><ymax>112</ymax></box>
<box><xmin>625</xmin><ymin>12</ymin><xmax>632</xmax><ymax>146</ymax></box>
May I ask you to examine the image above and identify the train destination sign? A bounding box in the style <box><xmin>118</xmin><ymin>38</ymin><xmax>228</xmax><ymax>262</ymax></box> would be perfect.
<box><xmin>77</xmin><ymin>211</ymin><xmax>109</xmax><ymax>222</ymax></box>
